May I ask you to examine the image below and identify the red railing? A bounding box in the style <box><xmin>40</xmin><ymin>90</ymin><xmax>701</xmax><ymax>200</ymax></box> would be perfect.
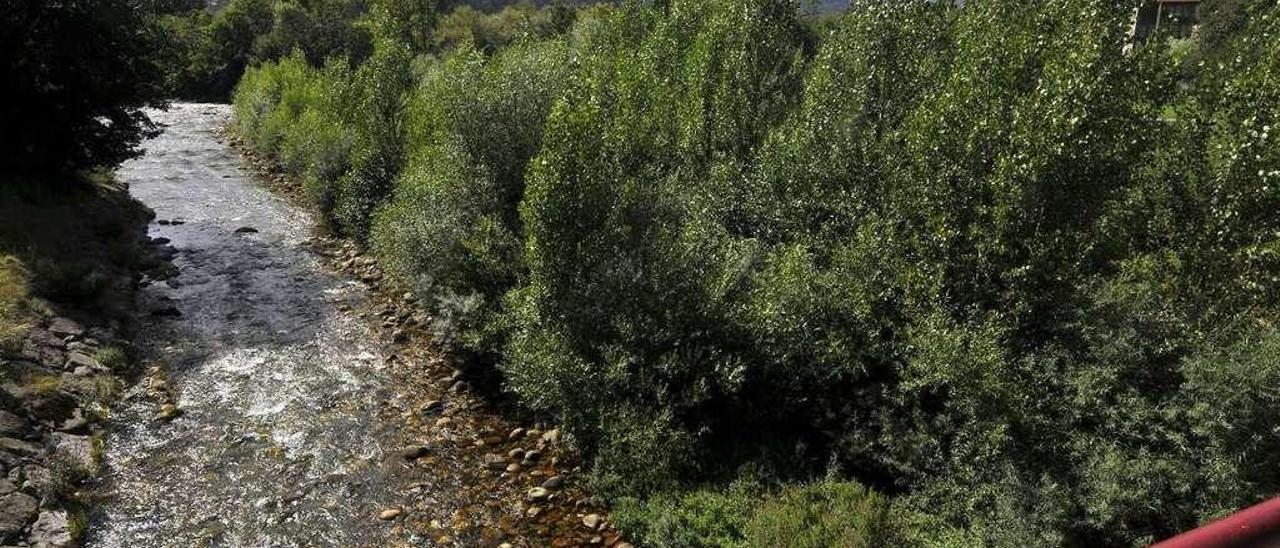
<box><xmin>1152</xmin><ymin>498</ymin><xmax>1280</xmax><ymax>548</ymax></box>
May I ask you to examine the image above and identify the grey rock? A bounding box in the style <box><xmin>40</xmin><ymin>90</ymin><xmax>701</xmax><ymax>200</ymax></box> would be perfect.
<box><xmin>65</xmin><ymin>351</ymin><xmax>98</xmax><ymax>371</ymax></box>
<box><xmin>0</xmin><ymin>491</ymin><xmax>37</xmax><ymax>540</ymax></box>
<box><xmin>56</xmin><ymin>409</ymin><xmax>89</xmax><ymax>435</ymax></box>
<box><xmin>526</xmin><ymin>487</ymin><xmax>551</xmax><ymax>502</ymax></box>
<box><xmin>29</xmin><ymin>509</ymin><xmax>72</xmax><ymax>548</ymax></box>
<box><xmin>18</xmin><ymin>464</ymin><xmax>51</xmax><ymax>494</ymax></box>
<box><xmin>7</xmin><ymin>387</ymin><xmax>75</xmax><ymax>423</ymax></box>
<box><xmin>64</xmin><ymin>341</ymin><xmax>98</xmax><ymax>357</ymax></box>
<box><xmin>483</xmin><ymin>453</ymin><xmax>507</xmax><ymax>471</ymax></box>
<box><xmin>20</xmin><ymin>334</ymin><xmax>65</xmax><ymax>368</ymax></box>
<box><xmin>540</xmin><ymin>475</ymin><xmax>564</xmax><ymax>490</ymax></box>
<box><xmin>0</xmin><ymin>411</ymin><xmax>27</xmax><ymax>439</ymax></box>
<box><xmin>51</xmin><ymin>433</ymin><xmax>94</xmax><ymax>471</ymax></box>
<box><xmin>47</xmin><ymin>318</ymin><xmax>84</xmax><ymax>339</ymax></box>
<box><xmin>0</xmin><ymin>438</ymin><xmax>41</xmax><ymax>458</ymax></box>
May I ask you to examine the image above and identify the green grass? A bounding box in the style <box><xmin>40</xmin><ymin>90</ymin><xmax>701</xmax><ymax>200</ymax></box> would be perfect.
<box><xmin>0</xmin><ymin>255</ymin><xmax>30</xmax><ymax>351</ymax></box>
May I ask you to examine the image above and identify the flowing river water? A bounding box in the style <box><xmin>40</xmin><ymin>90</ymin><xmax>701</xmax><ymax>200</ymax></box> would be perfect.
<box><xmin>86</xmin><ymin>104</ymin><xmax>421</xmax><ymax>547</ymax></box>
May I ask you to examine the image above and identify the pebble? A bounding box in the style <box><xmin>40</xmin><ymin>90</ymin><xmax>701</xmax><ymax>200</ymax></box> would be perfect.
<box><xmin>582</xmin><ymin>513</ymin><xmax>603</xmax><ymax>531</ymax></box>
<box><xmin>526</xmin><ymin>487</ymin><xmax>550</xmax><ymax>502</ymax></box>
<box><xmin>400</xmin><ymin>445</ymin><xmax>431</xmax><ymax>460</ymax></box>
<box><xmin>541</xmin><ymin>476</ymin><xmax>564</xmax><ymax>490</ymax></box>
<box><xmin>508</xmin><ymin>427</ymin><xmax>525</xmax><ymax>440</ymax></box>
<box><xmin>483</xmin><ymin>453</ymin><xmax>507</xmax><ymax>471</ymax></box>
<box><xmin>155</xmin><ymin>403</ymin><xmax>182</xmax><ymax>422</ymax></box>
<box><xmin>540</xmin><ymin>429</ymin><xmax>560</xmax><ymax>445</ymax></box>
<box><xmin>378</xmin><ymin>507</ymin><xmax>402</xmax><ymax>520</ymax></box>
<box><xmin>505</xmin><ymin>463</ymin><xmax>521</xmax><ymax>473</ymax></box>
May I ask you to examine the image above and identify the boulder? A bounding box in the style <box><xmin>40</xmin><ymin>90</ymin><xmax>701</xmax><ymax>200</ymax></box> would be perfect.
<box><xmin>0</xmin><ymin>491</ymin><xmax>37</xmax><ymax>541</ymax></box>
<box><xmin>29</xmin><ymin>509</ymin><xmax>72</xmax><ymax>548</ymax></box>
<box><xmin>0</xmin><ymin>438</ymin><xmax>41</xmax><ymax>458</ymax></box>
<box><xmin>51</xmin><ymin>433</ymin><xmax>95</xmax><ymax>471</ymax></box>
<box><xmin>65</xmin><ymin>352</ymin><xmax>98</xmax><ymax>371</ymax></box>
<box><xmin>47</xmin><ymin>318</ymin><xmax>85</xmax><ymax>340</ymax></box>
<box><xmin>0</xmin><ymin>411</ymin><xmax>28</xmax><ymax>439</ymax></box>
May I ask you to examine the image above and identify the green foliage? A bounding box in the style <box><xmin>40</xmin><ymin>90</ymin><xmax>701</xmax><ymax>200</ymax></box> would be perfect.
<box><xmin>93</xmin><ymin>346</ymin><xmax>129</xmax><ymax>371</ymax></box>
<box><xmin>371</xmin><ymin>0</ymin><xmax>438</xmax><ymax>52</ymax></box>
<box><xmin>745</xmin><ymin>482</ymin><xmax>901</xmax><ymax>548</ymax></box>
<box><xmin>506</xmin><ymin>0</ymin><xmax>808</xmax><ymax>476</ymax></box>
<box><xmin>158</xmin><ymin>0</ymin><xmax>371</xmax><ymax>101</ymax></box>
<box><xmin>1</xmin><ymin>0</ymin><xmax>166</xmax><ymax>176</ymax></box>
<box><xmin>613</xmin><ymin>480</ymin><xmax>903</xmax><ymax>548</ymax></box>
<box><xmin>433</xmin><ymin>1</ymin><xmax>575</xmax><ymax>54</ymax></box>
<box><xmin>371</xmin><ymin>38</ymin><xmax>571</xmax><ymax>353</ymax></box>
<box><xmin>230</xmin><ymin>1</ymin><xmax>1280</xmax><ymax>545</ymax></box>
<box><xmin>331</xmin><ymin>39</ymin><xmax>413</xmax><ymax>238</ymax></box>
<box><xmin>613</xmin><ymin>482</ymin><xmax>757</xmax><ymax>548</ymax></box>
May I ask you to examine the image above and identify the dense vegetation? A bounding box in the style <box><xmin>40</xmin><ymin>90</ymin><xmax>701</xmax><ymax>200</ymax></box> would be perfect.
<box><xmin>2</xmin><ymin>0</ymin><xmax>168</xmax><ymax>178</ymax></box>
<box><xmin>232</xmin><ymin>0</ymin><xmax>1280</xmax><ymax>545</ymax></box>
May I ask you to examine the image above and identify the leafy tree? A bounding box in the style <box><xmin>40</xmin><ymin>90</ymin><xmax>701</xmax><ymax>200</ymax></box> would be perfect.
<box><xmin>1</xmin><ymin>0</ymin><xmax>167</xmax><ymax>177</ymax></box>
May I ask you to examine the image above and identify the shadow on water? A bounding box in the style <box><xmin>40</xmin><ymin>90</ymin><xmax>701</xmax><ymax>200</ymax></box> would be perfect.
<box><xmin>85</xmin><ymin>104</ymin><xmax>423</xmax><ymax>547</ymax></box>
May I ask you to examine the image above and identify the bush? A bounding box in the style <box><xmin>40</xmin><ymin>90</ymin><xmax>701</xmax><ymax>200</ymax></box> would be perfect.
<box><xmin>330</xmin><ymin>39</ymin><xmax>414</xmax><ymax>238</ymax></box>
<box><xmin>159</xmin><ymin>0</ymin><xmax>371</xmax><ymax>101</ymax></box>
<box><xmin>745</xmin><ymin>482</ymin><xmax>901</xmax><ymax>548</ymax></box>
<box><xmin>232</xmin><ymin>45</ymin><xmax>410</xmax><ymax>240</ymax></box>
<box><xmin>613</xmin><ymin>480</ymin><xmax>903</xmax><ymax>548</ymax></box>
<box><xmin>228</xmin><ymin>1</ymin><xmax>1280</xmax><ymax>545</ymax></box>
<box><xmin>613</xmin><ymin>482</ymin><xmax>757</xmax><ymax>548</ymax></box>
<box><xmin>433</xmin><ymin>1</ymin><xmax>575</xmax><ymax>54</ymax></box>
<box><xmin>371</xmin><ymin>38</ymin><xmax>571</xmax><ymax>353</ymax></box>
<box><xmin>505</xmin><ymin>0</ymin><xmax>809</xmax><ymax>488</ymax></box>
<box><xmin>1</xmin><ymin>0</ymin><xmax>166</xmax><ymax>177</ymax></box>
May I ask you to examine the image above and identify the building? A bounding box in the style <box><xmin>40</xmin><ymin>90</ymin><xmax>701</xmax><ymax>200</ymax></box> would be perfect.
<box><xmin>1134</xmin><ymin>0</ymin><xmax>1202</xmax><ymax>41</ymax></box>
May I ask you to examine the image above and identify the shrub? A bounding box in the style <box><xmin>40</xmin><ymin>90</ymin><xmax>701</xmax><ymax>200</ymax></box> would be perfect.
<box><xmin>505</xmin><ymin>0</ymin><xmax>808</xmax><ymax>479</ymax></box>
<box><xmin>159</xmin><ymin>0</ymin><xmax>371</xmax><ymax>101</ymax></box>
<box><xmin>613</xmin><ymin>482</ymin><xmax>757</xmax><ymax>548</ymax></box>
<box><xmin>226</xmin><ymin>1</ymin><xmax>1280</xmax><ymax>545</ymax></box>
<box><xmin>330</xmin><ymin>39</ymin><xmax>413</xmax><ymax>238</ymax></box>
<box><xmin>93</xmin><ymin>347</ymin><xmax>128</xmax><ymax>371</ymax></box>
<box><xmin>745</xmin><ymin>482</ymin><xmax>902</xmax><ymax>548</ymax></box>
<box><xmin>433</xmin><ymin>2</ymin><xmax>575</xmax><ymax>54</ymax></box>
<box><xmin>371</xmin><ymin>38</ymin><xmax>571</xmax><ymax>354</ymax></box>
<box><xmin>1</xmin><ymin>0</ymin><xmax>166</xmax><ymax>177</ymax></box>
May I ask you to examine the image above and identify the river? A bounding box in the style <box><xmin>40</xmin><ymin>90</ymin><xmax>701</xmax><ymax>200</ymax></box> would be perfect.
<box><xmin>86</xmin><ymin>103</ymin><xmax>418</xmax><ymax>547</ymax></box>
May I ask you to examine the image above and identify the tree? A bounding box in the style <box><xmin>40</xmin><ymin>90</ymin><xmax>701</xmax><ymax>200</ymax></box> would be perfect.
<box><xmin>0</xmin><ymin>0</ymin><xmax>167</xmax><ymax>178</ymax></box>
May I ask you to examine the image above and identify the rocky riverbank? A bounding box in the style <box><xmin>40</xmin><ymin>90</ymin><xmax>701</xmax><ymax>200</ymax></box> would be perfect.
<box><xmin>0</xmin><ymin>180</ymin><xmax>173</xmax><ymax>547</ymax></box>
<box><xmin>228</xmin><ymin>116</ymin><xmax>633</xmax><ymax>547</ymax></box>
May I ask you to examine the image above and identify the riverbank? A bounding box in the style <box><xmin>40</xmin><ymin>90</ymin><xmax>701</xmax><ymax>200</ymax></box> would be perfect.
<box><xmin>0</xmin><ymin>175</ymin><xmax>171</xmax><ymax>547</ymax></box>
<box><xmin>224</xmin><ymin>106</ymin><xmax>630</xmax><ymax>547</ymax></box>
